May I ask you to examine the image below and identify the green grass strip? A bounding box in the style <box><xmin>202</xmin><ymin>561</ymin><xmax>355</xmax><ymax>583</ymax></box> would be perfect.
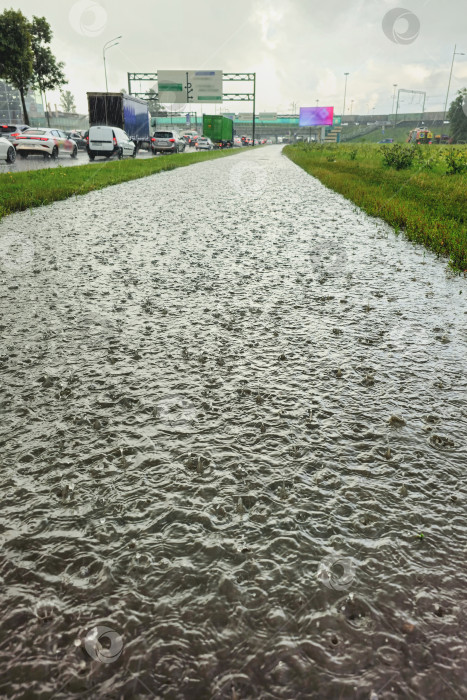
<box><xmin>0</xmin><ymin>148</ymin><xmax>248</xmax><ymax>221</ymax></box>
<box><xmin>284</xmin><ymin>143</ymin><xmax>467</xmax><ymax>272</ymax></box>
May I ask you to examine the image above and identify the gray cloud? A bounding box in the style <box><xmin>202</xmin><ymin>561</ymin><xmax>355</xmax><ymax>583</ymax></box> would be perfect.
<box><xmin>9</xmin><ymin>0</ymin><xmax>467</xmax><ymax>115</ymax></box>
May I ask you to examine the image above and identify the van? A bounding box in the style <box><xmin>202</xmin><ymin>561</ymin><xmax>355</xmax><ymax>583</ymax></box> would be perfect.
<box><xmin>87</xmin><ymin>125</ymin><xmax>136</xmax><ymax>160</ymax></box>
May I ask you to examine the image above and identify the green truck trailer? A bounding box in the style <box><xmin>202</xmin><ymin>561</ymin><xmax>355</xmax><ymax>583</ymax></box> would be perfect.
<box><xmin>202</xmin><ymin>115</ymin><xmax>234</xmax><ymax>147</ymax></box>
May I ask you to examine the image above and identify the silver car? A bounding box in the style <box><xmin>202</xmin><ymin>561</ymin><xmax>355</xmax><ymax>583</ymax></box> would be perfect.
<box><xmin>150</xmin><ymin>130</ymin><xmax>185</xmax><ymax>155</ymax></box>
<box><xmin>196</xmin><ymin>137</ymin><xmax>214</xmax><ymax>151</ymax></box>
<box><xmin>0</xmin><ymin>123</ymin><xmax>29</xmax><ymax>143</ymax></box>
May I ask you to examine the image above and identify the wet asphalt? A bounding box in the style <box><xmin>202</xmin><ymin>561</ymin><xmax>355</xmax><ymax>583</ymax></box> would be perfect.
<box><xmin>0</xmin><ymin>145</ymin><xmax>466</xmax><ymax>698</ymax></box>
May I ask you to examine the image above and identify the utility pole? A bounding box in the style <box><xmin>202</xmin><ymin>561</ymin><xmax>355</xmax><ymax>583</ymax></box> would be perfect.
<box><xmin>391</xmin><ymin>84</ymin><xmax>397</xmax><ymax>118</ymax></box>
<box><xmin>252</xmin><ymin>73</ymin><xmax>256</xmax><ymax>145</ymax></box>
<box><xmin>103</xmin><ymin>36</ymin><xmax>122</xmax><ymax>92</ymax></box>
<box><xmin>444</xmin><ymin>44</ymin><xmax>465</xmax><ymax>119</ymax></box>
<box><xmin>342</xmin><ymin>72</ymin><xmax>349</xmax><ymax>118</ymax></box>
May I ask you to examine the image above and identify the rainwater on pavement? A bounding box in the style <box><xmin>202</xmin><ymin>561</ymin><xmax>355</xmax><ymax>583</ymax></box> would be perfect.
<box><xmin>0</xmin><ymin>145</ymin><xmax>466</xmax><ymax>699</ymax></box>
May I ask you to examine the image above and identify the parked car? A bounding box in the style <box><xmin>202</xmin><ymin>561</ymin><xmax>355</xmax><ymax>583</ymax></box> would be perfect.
<box><xmin>87</xmin><ymin>125</ymin><xmax>136</xmax><ymax>160</ymax></box>
<box><xmin>0</xmin><ymin>123</ymin><xmax>29</xmax><ymax>143</ymax></box>
<box><xmin>150</xmin><ymin>130</ymin><xmax>185</xmax><ymax>154</ymax></box>
<box><xmin>0</xmin><ymin>136</ymin><xmax>16</xmax><ymax>163</ymax></box>
<box><xmin>66</xmin><ymin>130</ymin><xmax>87</xmax><ymax>150</ymax></box>
<box><xmin>15</xmin><ymin>128</ymin><xmax>78</xmax><ymax>159</ymax></box>
<box><xmin>196</xmin><ymin>137</ymin><xmax>214</xmax><ymax>151</ymax></box>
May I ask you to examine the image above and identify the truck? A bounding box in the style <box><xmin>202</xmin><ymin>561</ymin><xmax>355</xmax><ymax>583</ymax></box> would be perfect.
<box><xmin>87</xmin><ymin>92</ymin><xmax>151</xmax><ymax>150</ymax></box>
<box><xmin>202</xmin><ymin>114</ymin><xmax>234</xmax><ymax>148</ymax></box>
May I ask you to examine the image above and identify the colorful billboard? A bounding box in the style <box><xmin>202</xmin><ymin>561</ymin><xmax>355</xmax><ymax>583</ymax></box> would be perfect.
<box><xmin>299</xmin><ymin>106</ymin><xmax>334</xmax><ymax>126</ymax></box>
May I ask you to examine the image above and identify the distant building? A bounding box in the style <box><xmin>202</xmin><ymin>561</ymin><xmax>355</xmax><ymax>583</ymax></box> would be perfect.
<box><xmin>0</xmin><ymin>79</ymin><xmax>45</xmax><ymax>123</ymax></box>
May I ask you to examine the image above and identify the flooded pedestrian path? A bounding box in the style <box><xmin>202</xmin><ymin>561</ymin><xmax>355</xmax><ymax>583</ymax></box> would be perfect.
<box><xmin>0</xmin><ymin>145</ymin><xmax>466</xmax><ymax>698</ymax></box>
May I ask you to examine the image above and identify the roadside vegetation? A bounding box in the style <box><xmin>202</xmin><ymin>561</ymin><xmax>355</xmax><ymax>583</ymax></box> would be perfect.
<box><xmin>342</xmin><ymin>125</ymin><xmax>410</xmax><ymax>144</ymax></box>
<box><xmin>284</xmin><ymin>142</ymin><xmax>467</xmax><ymax>272</ymax></box>
<box><xmin>0</xmin><ymin>149</ymin><xmax>245</xmax><ymax>220</ymax></box>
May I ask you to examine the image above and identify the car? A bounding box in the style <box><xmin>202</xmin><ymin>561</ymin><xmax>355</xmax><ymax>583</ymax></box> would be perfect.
<box><xmin>87</xmin><ymin>125</ymin><xmax>136</xmax><ymax>160</ymax></box>
<box><xmin>378</xmin><ymin>138</ymin><xmax>394</xmax><ymax>144</ymax></box>
<box><xmin>150</xmin><ymin>130</ymin><xmax>185</xmax><ymax>154</ymax></box>
<box><xmin>181</xmin><ymin>131</ymin><xmax>198</xmax><ymax>146</ymax></box>
<box><xmin>0</xmin><ymin>136</ymin><xmax>16</xmax><ymax>163</ymax></box>
<box><xmin>0</xmin><ymin>123</ymin><xmax>29</xmax><ymax>143</ymax></box>
<box><xmin>15</xmin><ymin>128</ymin><xmax>78</xmax><ymax>159</ymax></box>
<box><xmin>66</xmin><ymin>130</ymin><xmax>87</xmax><ymax>150</ymax></box>
<box><xmin>196</xmin><ymin>137</ymin><xmax>214</xmax><ymax>151</ymax></box>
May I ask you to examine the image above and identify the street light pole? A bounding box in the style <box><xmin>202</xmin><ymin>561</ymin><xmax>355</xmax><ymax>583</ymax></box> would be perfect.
<box><xmin>342</xmin><ymin>72</ymin><xmax>349</xmax><ymax>118</ymax></box>
<box><xmin>103</xmin><ymin>36</ymin><xmax>122</xmax><ymax>92</ymax></box>
<box><xmin>391</xmin><ymin>84</ymin><xmax>397</xmax><ymax>118</ymax></box>
<box><xmin>444</xmin><ymin>44</ymin><xmax>465</xmax><ymax>119</ymax></box>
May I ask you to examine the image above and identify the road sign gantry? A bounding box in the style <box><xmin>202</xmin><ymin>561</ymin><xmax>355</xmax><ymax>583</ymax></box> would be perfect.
<box><xmin>127</xmin><ymin>72</ymin><xmax>257</xmax><ymax>143</ymax></box>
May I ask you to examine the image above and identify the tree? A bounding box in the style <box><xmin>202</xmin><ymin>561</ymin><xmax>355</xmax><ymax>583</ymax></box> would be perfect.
<box><xmin>0</xmin><ymin>9</ymin><xmax>33</xmax><ymax>124</ymax></box>
<box><xmin>60</xmin><ymin>90</ymin><xmax>76</xmax><ymax>112</ymax></box>
<box><xmin>147</xmin><ymin>88</ymin><xmax>164</xmax><ymax>114</ymax></box>
<box><xmin>30</xmin><ymin>16</ymin><xmax>66</xmax><ymax>124</ymax></box>
<box><xmin>447</xmin><ymin>89</ymin><xmax>467</xmax><ymax>143</ymax></box>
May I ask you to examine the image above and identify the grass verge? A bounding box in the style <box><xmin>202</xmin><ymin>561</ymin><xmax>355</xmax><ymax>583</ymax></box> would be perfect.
<box><xmin>284</xmin><ymin>143</ymin><xmax>467</xmax><ymax>272</ymax></box>
<box><xmin>0</xmin><ymin>148</ymin><xmax>246</xmax><ymax>221</ymax></box>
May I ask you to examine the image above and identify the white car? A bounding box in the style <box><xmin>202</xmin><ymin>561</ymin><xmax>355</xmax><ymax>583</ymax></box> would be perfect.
<box><xmin>196</xmin><ymin>137</ymin><xmax>214</xmax><ymax>151</ymax></box>
<box><xmin>87</xmin><ymin>125</ymin><xmax>136</xmax><ymax>160</ymax></box>
<box><xmin>15</xmin><ymin>128</ymin><xmax>78</xmax><ymax>159</ymax></box>
<box><xmin>0</xmin><ymin>136</ymin><xmax>16</xmax><ymax>163</ymax></box>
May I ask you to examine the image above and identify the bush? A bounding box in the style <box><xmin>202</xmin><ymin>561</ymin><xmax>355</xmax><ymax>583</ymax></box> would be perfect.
<box><xmin>445</xmin><ymin>149</ymin><xmax>467</xmax><ymax>175</ymax></box>
<box><xmin>380</xmin><ymin>144</ymin><xmax>416</xmax><ymax>170</ymax></box>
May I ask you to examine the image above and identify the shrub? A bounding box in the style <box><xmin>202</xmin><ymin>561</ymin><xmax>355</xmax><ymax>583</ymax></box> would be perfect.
<box><xmin>445</xmin><ymin>149</ymin><xmax>467</xmax><ymax>175</ymax></box>
<box><xmin>380</xmin><ymin>144</ymin><xmax>416</xmax><ymax>170</ymax></box>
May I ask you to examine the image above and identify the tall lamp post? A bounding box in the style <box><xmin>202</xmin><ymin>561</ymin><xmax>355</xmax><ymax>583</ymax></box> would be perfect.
<box><xmin>342</xmin><ymin>72</ymin><xmax>349</xmax><ymax>119</ymax></box>
<box><xmin>103</xmin><ymin>36</ymin><xmax>122</xmax><ymax>92</ymax></box>
<box><xmin>391</xmin><ymin>84</ymin><xmax>398</xmax><ymax>118</ymax></box>
<box><xmin>444</xmin><ymin>44</ymin><xmax>465</xmax><ymax>119</ymax></box>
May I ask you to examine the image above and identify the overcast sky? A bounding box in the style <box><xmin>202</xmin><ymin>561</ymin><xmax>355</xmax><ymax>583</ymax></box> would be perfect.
<box><xmin>3</xmin><ymin>0</ymin><xmax>467</xmax><ymax>116</ymax></box>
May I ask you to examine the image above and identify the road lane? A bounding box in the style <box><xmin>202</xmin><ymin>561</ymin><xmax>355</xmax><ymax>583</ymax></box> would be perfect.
<box><xmin>0</xmin><ymin>146</ymin><xmax>199</xmax><ymax>174</ymax></box>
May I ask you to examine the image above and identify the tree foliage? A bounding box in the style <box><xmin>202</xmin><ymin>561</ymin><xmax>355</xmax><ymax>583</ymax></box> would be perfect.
<box><xmin>0</xmin><ymin>8</ymin><xmax>33</xmax><ymax>123</ymax></box>
<box><xmin>447</xmin><ymin>89</ymin><xmax>467</xmax><ymax>143</ymax></box>
<box><xmin>147</xmin><ymin>88</ymin><xmax>164</xmax><ymax>114</ymax></box>
<box><xmin>60</xmin><ymin>90</ymin><xmax>76</xmax><ymax>112</ymax></box>
<box><xmin>30</xmin><ymin>16</ymin><xmax>66</xmax><ymax>96</ymax></box>
<box><xmin>60</xmin><ymin>90</ymin><xmax>76</xmax><ymax>113</ymax></box>
<box><xmin>0</xmin><ymin>11</ymin><xmax>66</xmax><ymax>124</ymax></box>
